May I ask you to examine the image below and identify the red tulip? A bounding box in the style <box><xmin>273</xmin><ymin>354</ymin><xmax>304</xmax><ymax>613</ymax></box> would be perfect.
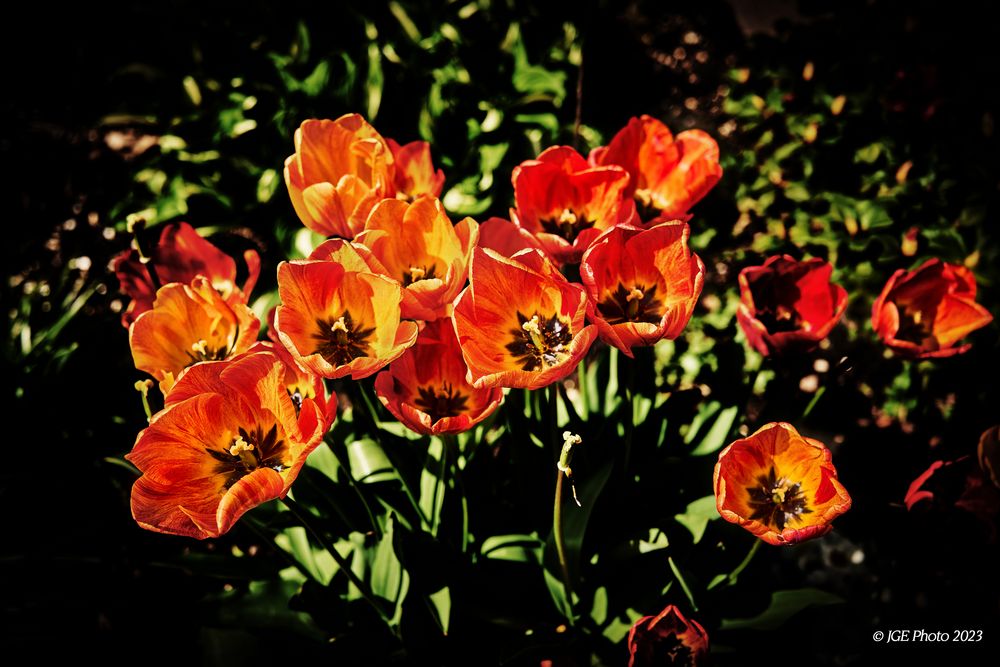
<box><xmin>872</xmin><ymin>258</ymin><xmax>992</xmax><ymax>358</ymax></box>
<box><xmin>715</xmin><ymin>422</ymin><xmax>851</xmax><ymax>546</ymax></box>
<box><xmin>736</xmin><ymin>255</ymin><xmax>848</xmax><ymax>356</ymax></box>
<box><xmin>580</xmin><ymin>221</ymin><xmax>704</xmax><ymax>356</ymax></box>
<box><xmin>374</xmin><ymin>319</ymin><xmax>503</xmax><ymax>435</ymax></box>
<box><xmin>627</xmin><ymin>604</ymin><xmax>709</xmax><ymax>667</ymax></box>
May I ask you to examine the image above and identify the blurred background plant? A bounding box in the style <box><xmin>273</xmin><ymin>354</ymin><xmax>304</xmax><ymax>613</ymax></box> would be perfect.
<box><xmin>3</xmin><ymin>0</ymin><xmax>998</xmax><ymax>664</ymax></box>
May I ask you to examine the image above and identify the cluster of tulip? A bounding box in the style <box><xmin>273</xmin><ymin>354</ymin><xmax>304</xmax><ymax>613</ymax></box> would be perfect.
<box><xmin>114</xmin><ymin>112</ymin><xmax>992</xmax><ymax>662</ymax></box>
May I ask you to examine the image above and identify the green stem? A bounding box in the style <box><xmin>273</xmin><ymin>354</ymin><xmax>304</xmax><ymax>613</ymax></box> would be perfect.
<box><xmin>801</xmin><ymin>385</ymin><xmax>827</xmax><ymax>419</ymax></box>
<box><xmin>244</xmin><ymin>515</ymin><xmax>318</xmax><ymax>585</ymax></box>
<box><xmin>431</xmin><ymin>437</ymin><xmax>450</xmax><ymax>535</ymax></box>
<box><xmin>577</xmin><ymin>357</ymin><xmax>590</xmax><ymax>420</ymax></box>
<box><xmin>280</xmin><ymin>496</ymin><xmax>390</xmax><ymax>624</ymax></box>
<box><xmin>728</xmin><ymin>539</ymin><xmax>762</xmax><ymax>585</ymax></box>
<box><xmin>623</xmin><ymin>353</ymin><xmax>636</xmax><ymax>477</ymax></box>
<box><xmin>327</xmin><ymin>439</ymin><xmax>383</xmax><ymax>539</ymax></box>
<box><xmin>553</xmin><ymin>469</ymin><xmax>575</xmax><ymax>625</ymax></box>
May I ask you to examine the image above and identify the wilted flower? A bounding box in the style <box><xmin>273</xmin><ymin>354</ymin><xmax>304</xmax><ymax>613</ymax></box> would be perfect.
<box><xmin>714</xmin><ymin>422</ymin><xmax>852</xmax><ymax>545</ymax></box>
<box><xmin>284</xmin><ymin>114</ymin><xmax>394</xmax><ymax>238</ymax></box>
<box><xmin>374</xmin><ymin>319</ymin><xmax>503</xmax><ymax>435</ymax></box>
<box><xmin>126</xmin><ymin>351</ymin><xmax>327</xmax><ymax>539</ymax></box>
<box><xmin>129</xmin><ymin>277</ymin><xmax>260</xmax><ymax>395</ymax></box>
<box><xmin>114</xmin><ymin>221</ymin><xmax>260</xmax><ymax>327</ymax></box>
<box><xmin>511</xmin><ymin>146</ymin><xmax>632</xmax><ymax>264</ymax></box>
<box><xmin>355</xmin><ymin>197</ymin><xmax>478</xmax><ymax>321</ymax></box>
<box><xmin>591</xmin><ymin>115</ymin><xmax>722</xmax><ymax>221</ymax></box>
<box><xmin>453</xmin><ymin>247</ymin><xmax>596</xmax><ymax>389</ymax></box>
<box><xmin>387</xmin><ymin>138</ymin><xmax>445</xmax><ymax>201</ymax></box>
<box><xmin>580</xmin><ymin>221</ymin><xmax>704</xmax><ymax>356</ymax></box>
<box><xmin>872</xmin><ymin>258</ymin><xmax>993</xmax><ymax>358</ymax></box>
<box><xmin>736</xmin><ymin>255</ymin><xmax>848</xmax><ymax>356</ymax></box>
<box><xmin>274</xmin><ymin>258</ymin><xmax>418</xmax><ymax>380</ymax></box>
<box><xmin>627</xmin><ymin>604</ymin><xmax>709</xmax><ymax>667</ymax></box>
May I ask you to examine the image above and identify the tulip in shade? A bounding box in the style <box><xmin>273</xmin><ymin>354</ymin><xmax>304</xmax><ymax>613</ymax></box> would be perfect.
<box><xmin>284</xmin><ymin>114</ymin><xmax>395</xmax><ymax>238</ymax></box>
<box><xmin>374</xmin><ymin>319</ymin><xmax>503</xmax><ymax>435</ymax></box>
<box><xmin>129</xmin><ymin>277</ymin><xmax>261</xmax><ymax>395</ymax></box>
<box><xmin>274</xmin><ymin>259</ymin><xmax>418</xmax><ymax>380</ymax></box>
<box><xmin>126</xmin><ymin>351</ymin><xmax>328</xmax><ymax>539</ymax></box>
<box><xmin>511</xmin><ymin>146</ymin><xmax>632</xmax><ymax>264</ymax></box>
<box><xmin>387</xmin><ymin>139</ymin><xmax>445</xmax><ymax>201</ymax></box>
<box><xmin>590</xmin><ymin>115</ymin><xmax>722</xmax><ymax>221</ymax></box>
<box><xmin>453</xmin><ymin>247</ymin><xmax>597</xmax><ymax>389</ymax></box>
<box><xmin>627</xmin><ymin>605</ymin><xmax>709</xmax><ymax>667</ymax></box>
<box><xmin>872</xmin><ymin>258</ymin><xmax>993</xmax><ymax>358</ymax></box>
<box><xmin>580</xmin><ymin>221</ymin><xmax>704</xmax><ymax>356</ymax></box>
<box><xmin>356</xmin><ymin>197</ymin><xmax>478</xmax><ymax>321</ymax></box>
<box><xmin>714</xmin><ymin>422</ymin><xmax>851</xmax><ymax>546</ymax></box>
<box><xmin>244</xmin><ymin>340</ymin><xmax>338</xmax><ymax>434</ymax></box>
<box><xmin>114</xmin><ymin>221</ymin><xmax>260</xmax><ymax>327</ymax></box>
<box><xmin>736</xmin><ymin>255</ymin><xmax>848</xmax><ymax>356</ymax></box>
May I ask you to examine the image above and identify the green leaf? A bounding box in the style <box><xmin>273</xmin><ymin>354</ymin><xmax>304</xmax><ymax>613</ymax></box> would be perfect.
<box><xmin>365</xmin><ymin>23</ymin><xmax>383</xmax><ymax>120</ymax></box>
<box><xmin>427</xmin><ymin>586</ymin><xmax>451</xmax><ymax>635</ymax></box>
<box><xmin>511</xmin><ymin>27</ymin><xmax>566</xmax><ymax>105</ymax></box>
<box><xmin>481</xmin><ymin>533</ymin><xmax>543</xmax><ymax>563</ymax></box>
<box><xmin>721</xmin><ymin>588</ymin><xmax>843</xmax><ymax>631</ymax></box>
<box><xmin>256</xmin><ymin>168</ymin><xmax>279</xmax><ymax>203</ymax></box>
<box><xmin>347</xmin><ymin>438</ymin><xmax>396</xmax><ymax>483</ymax></box>
<box><xmin>674</xmin><ymin>495</ymin><xmax>721</xmax><ymax>544</ymax></box>
<box><xmin>690</xmin><ymin>405</ymin><xmax>738</xmax><ymax>456</ymax></box>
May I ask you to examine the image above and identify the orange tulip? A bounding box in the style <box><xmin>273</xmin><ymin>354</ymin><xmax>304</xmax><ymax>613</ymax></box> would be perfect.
<box><xmin>356</xmin><ymin>197</ymin><xmax>478</xmax><ymax>321</ymax></box>
<box><xmin>374</xmin><ymin>319</ymin><xmax>502</xmax><ymax>435</ymax></box>
<box><xmin>736</xmin><ymin>255</ymin><xmax>848</xmax><ymax>356</ymax></box>
<box><xmin>591</xmin><ymin>115</ymin><xmax>722</xmax><ymax>221</ymax></box>
<box><xmin>714</xmin><ymin>422</ymin><xmax>851</xmax><ymax>546</ymax></box>
<box><xmin>387</xmin><ymin>138</ymin><xmax>445</xmax><ymax>201</ymax></box>
<box><xmin>477</xmin><ymin>216</ymin><xmax>545</xmax><ymax>260</ymax></box>
<box><xmin>452</xmin><ymin>247</ymin><xmax>596</xmax><ymax>389</ymax></box>
<box><xmin>126</xmin><ymin>351</ymin><xmax>327</xmax><ymax>539</ymax></box>
<box><xmin>244</xmin><ymin>339</ymin><xmax>338</xmax><ymax>433</ymax></box>
<box><xmin>284</xmin><ymin>114</ymin><xmax>395</xmax><ymax>238</ymax></box>
<box><xmin>511</xmin><ymin>146</ymin><xmax>632</xmax><ymax>264</ymax></box>
<box><xmin>129</xmin><ymin>276</ymin><xmax>260</xmax><ymax>395</ymax></box>
<box><xmin>872</xmin><ymin>258</ymin><xmax>993</xmax><ymax>358</ymax></box>
<box><xmin>274</xmin><ymin>259</ymin><xmax>418</xmax><ymax>380</ymax></box>
<box><xmin>114</xmin><ymin>221</ymin><xmax>260</xmax><ymax>327</ymax></box>
<box><xmin>580</xmin><ymin>221</ymin><xmax>704</xmax><ymax>356</ymax></box>
<box><xmin>627</xmin><ymin>605</ymin><xmax>708</xmax><ymax>667</ymax></box>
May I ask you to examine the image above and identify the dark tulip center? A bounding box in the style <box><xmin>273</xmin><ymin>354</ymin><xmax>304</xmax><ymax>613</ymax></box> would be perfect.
<box><xmin>746</xmin><ymin>465</ymin><xmax>812</xmax><ymax>531</ymax></box>
<box><xmin>403</xmin><ymin>263</ymin><xmax>439</xmax><ymax>286</ymax></box>
<box><xmin>505</xmin><ymin>311</ymin><xmax>573</xmax><ymax>371</ymax></box>
<box><xmin>312</xmin><ymin>310</ymin><xmax>375</xmax><ymax>366</ymax></box>
<box><xmin>597</xmin><ymin>283</ymin><xmax>663</xmax><ymax>325</ymax></box>
<box><xmin>207</xmin><ymin>424</ymin><xmax>288</xmax><ymax>490</ymax></box>
<box><xmin>414</xmin><ymin>381</ymin><xmax>469</xmax><ymax>422</ymax></box>
<box><xmin>540</xmin><ymin>208</ymin><xmax>594</xmax><ymax>243</ymax></box>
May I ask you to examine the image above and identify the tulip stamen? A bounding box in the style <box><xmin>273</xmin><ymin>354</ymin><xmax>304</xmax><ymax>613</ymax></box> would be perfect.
<box><xmin>312</xmin><ymin>310</ymin><xmax>375</xmax><ymax>367</ymax></box>
<box><xmin>185</xmin><ymin>336</ymin><xmax>233</xmax><ymax>364</ymax></box>
<box><xmin>541</xmin><ymin>208</ymin><xmax>595</xmax><ymax>243</ymax></box>
<box><xmin>414</xmin><ymin>381</ymin><xmax>470</xmax><ymax>422</ymax></box>
<box><xmin>746</xmin><ymin>466</ymin><xmax>812</xmax><ymax>531</ymax></box>
<box><xmin>207</xmin><ymin>424</ymin><xmax>288</xmax><ymax>490</ymax></box>
<box><xmin>506</xmin><ymin>311</ymin><xmax>574</xmax><ymax>371</ymax></box>
<box><xmin>598</xmin><ymin>283</ymin><xmax>663</xmax><ymax>325</ymax></box>
<box><xmin>403</xmin><ymin>264</ymin><xmax>438</xmax><ymax>286</ymax></box>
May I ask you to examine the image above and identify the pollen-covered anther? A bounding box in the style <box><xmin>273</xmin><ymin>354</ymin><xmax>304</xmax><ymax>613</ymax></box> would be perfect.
<box><xmin>330</xmin><ymin>317</ymin><xmax>348</xmax><ymax>333</ymax></box>
<box><xmin>522</xmin><ymin>315</ymin><xmax>546</xmax><ymax>350</ymax></box>
<box><xmin>408</xmin><ymin>266</ymin><xmax>426</xmax><ymax>281</ymax></box>
<box><xmin>626</xmin><ymin>287</ymin><xmax>645</xmax><ymax>302</ymax></box>
<box><xmin>558</xmin><ymin>209</ymin><xmax>578</xmax><ymax>225</ymax></box>
<box><xmin>191</xmin><ymin>339</ymin><xmax>209</xmax><ymax>356</ymax></box>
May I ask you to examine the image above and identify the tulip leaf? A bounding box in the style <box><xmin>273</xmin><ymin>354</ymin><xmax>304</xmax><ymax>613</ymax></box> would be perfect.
<box><xmin>481</xmin><ymin>533</ymin><xmax>544</xmax><ymax>563</ymax></box>
<box><xmin>426</xmin><ymin>586</ymin><xmax>451</xmax><ymax>635</ymax></box>
<box><xmin>543</xmin><ymin>568</ymin><xmax>574</xmax><ymax>621</ymax></box>
<box><xmin>347</xmin><ymin>438</ymin><xmax>396</xmax><ymax>484</ymax></box>
<box><xmin>690</xmin><ymin>405</ymin><xmax>739</xmax><ymax>456</ymax></box>
<box><xmin>674</xmin><ymin>495</ymin><xmax>721</xmax><ymax>544</ymax></box>
<box><xmin>720</xmin><ymin>588</ymin><xmax>844</xmax><ymax>631</ymax></box>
